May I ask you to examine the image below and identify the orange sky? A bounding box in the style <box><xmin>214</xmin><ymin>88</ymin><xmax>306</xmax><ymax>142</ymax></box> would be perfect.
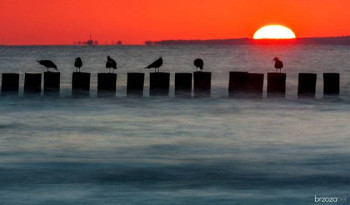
<box><xmin>0</xmin><ymin>0</ymin><xmax>349</xmax><ymax>45</ymax></box>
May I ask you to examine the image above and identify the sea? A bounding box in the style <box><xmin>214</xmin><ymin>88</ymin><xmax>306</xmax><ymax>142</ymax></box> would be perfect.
<box><xmin>0</xmin><ymin>45</ymin><xmax>350</xmax><ymax>205</ymax></box>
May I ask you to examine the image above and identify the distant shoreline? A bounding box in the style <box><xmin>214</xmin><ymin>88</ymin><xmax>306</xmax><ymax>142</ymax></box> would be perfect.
<box><xmin>152</xmin><ymin>36</ymin><xmax>350</xmax><ymax>45</ymax></box>
<box><xmin>1</xmin><ymin>36</ymin><xmax>350</xmax><ymax>46</ymax></box>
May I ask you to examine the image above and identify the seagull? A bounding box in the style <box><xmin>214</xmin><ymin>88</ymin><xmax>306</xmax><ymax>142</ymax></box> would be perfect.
<box><xmin>38</xmin><ymin>60</ymin><xmax>57</xmax><ymax>72</ymax></box>
<box><xmin>145</xmin><ymin>57</ymin><xmax>163</xmax><ymax>73</ymax></box>
<box><xmin>273</xmin><ymin>57</ymin><xmax>283</xmax><ymax>73</ymax></box>
<box><xmin>194</xmin><ymin>58</ymin><xmax>204</xmax><ymax>71</ymax></box>
<box><xmin>74</xmin><ymin>57</ymin><xmax>83</xmax><ymax>72</ymax></box>
<box><xmin>106</xmin><ymin>56</ymin><xmax>117</xmax><ymax>73</ymax></box>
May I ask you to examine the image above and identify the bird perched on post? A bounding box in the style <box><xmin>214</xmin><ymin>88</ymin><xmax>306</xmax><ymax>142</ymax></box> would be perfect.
<box><xmin>106</xmin><ymin>56</ymin><xmax>117</xmax><ymax>73</ymax></box>
<box><xmin>145</xmin><ymin>57</ymin><xmax>163</xmax><ymax>73</ymax></box>
<box><xmin>38</xmin><ymin>60</ymin><xmax>57</xmax><ymax>72</ymax></box>
<box><xmin>74</xmin><ymin>57</ymin><xmax>83</xmax><ymax>72</ymax></box>
<box><xmin>194</xmin><ymin>58</ymin><xmax>204</xmax><ymax>71</ymax></box>
<box><xmin>273</xmin><ymin>57</ymin><xmax>283</xmax><ymax>73</ymax></box>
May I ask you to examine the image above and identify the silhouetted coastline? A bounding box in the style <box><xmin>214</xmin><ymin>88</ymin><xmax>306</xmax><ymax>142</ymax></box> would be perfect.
<box><xmin>2</xmin><ymin>36</ymin><xmax>350</xmax><ymax>46</ymax></box>
<box><xmin>151</xmin><ymin>36</ymin><xmax>350</xmax><ymax>45</ymax></box>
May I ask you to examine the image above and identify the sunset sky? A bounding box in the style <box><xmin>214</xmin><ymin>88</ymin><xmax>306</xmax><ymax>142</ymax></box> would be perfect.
<box><xmin>0</xmin><ymin>0</ymin><xmax>349</xmax><ymax>45</ymax></box>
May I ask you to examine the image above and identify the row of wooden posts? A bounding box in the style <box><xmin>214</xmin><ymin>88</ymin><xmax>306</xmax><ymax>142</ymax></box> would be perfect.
<box><xmin>0</xmin><ymin>71</ymin><xmax>340</xmax><ymax>97</ymax></box>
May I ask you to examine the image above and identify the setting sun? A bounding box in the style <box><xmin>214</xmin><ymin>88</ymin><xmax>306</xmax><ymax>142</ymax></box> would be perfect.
<box><xmin>253</xmin><ymin>25</ymin><xmax>296</xmax><ymax>39</ymax></box>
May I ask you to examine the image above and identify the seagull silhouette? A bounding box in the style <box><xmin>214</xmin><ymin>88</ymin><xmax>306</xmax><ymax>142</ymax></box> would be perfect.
<box><xmin>38</xmin><ymin>60</ymin><xmax>57</xmax><ymax>72</ymax></box>
<box><xmin>145</xmin><ymin>57</ymin><xmax>163</xmax><ymax>73</ymax></box>
<box><xmin>74</xmin><ymin>57</ymin><xmax>83</xmax><ymax>72</ymax></box>
<box><xmin>273</xmin><ymin>57</ymin><xmax>283</xmax><ymax>73</ymax></box>
<box><xmin>194</xmin><ymin>58</ymin><xmax>204</xmax><ymax>71</ymax></box>
<box><xmin>106</xmin><ymin>56</ymin><xmax>117</xmax><ymax>73</ymax></box>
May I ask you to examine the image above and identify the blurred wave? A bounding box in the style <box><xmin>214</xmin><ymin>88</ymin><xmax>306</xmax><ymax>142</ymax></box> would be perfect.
<box><xmin>0</xmin><ymin>45</ymin><xmax>350</xmax><ymax>204</ymax></box>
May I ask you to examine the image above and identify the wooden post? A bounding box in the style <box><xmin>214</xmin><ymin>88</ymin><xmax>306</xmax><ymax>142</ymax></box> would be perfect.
<box><xmin>149</xmin><ymin>72</ymin><xmax>170</xmax><ymax>96</ymax></box>
<box><xmin>323</xmin><ymin>73</ymin><xmax>339</xmax><ymax>96</ymax></box>
<box><xmin>97</xmin><ymin>73</ymin><xmax>117</xmax><ymax>97</ymax></box>
<box><xmin>246</xmin><ymin>73</ymin><xmax>264</xmax><ymax>98</ymax></box>
<box><xmin>228</xmin><ymin>72</ymin><xmax>248</xmax><ymax>97</ymax></box>
<box><xmin>1</xmin><ymin>73</ymin><xmax>19</xmax><ymax>96</ymax></box>
<box><xmin>24</xmin><ymin>73</ymin><xmax>42</xmax><ymax>94</ymax></box>
<box><xmin>267</xmin><ymin>73</ymin><xmax>286</xmax><ymax>98</ymax></box>
<box><xmin>193</xmin><ymin>71</ymin><xmax>211</xmax><ymax>97</ymax></box>
<box><xmin>72</xmin><ymin>72</ymin><xmax>91</xmax><ymax>96</ymax></box>
<box><xmin>44</xmin><ymin>72</ymin><xmax>60</xmax><ymax>95</ymax></box>
<box><xmin>175</xmin><ymin>73</ymin><xmax>192</xmax><ymax>97</ymax></box>
<box><xmin>298</xmin><ymin>73</ymin><xmax>317</xmax><ymax>98</ymax></box>
<box><xmin>127</xmin><ymin>73</ymin><xmax>144</xmax><ymax>96</ymax></box>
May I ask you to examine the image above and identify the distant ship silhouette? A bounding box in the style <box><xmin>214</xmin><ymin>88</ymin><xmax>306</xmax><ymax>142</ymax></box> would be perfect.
<box><xmin>75</xmin><ymin>35</ymin><xmax>98</xmax><ymax>46</ymax></box>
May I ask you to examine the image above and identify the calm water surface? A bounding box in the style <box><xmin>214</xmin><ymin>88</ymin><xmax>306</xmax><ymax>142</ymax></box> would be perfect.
<box><xmin>0</xmin><ymin>45</ymin><xmax>349</xmax><ymax>205</ymax></box>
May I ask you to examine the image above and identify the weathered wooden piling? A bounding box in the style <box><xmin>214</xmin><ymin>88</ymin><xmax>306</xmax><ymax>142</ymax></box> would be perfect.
<box><xmin>323</xmin><ymin>73</ymin><xmax>339</xmax><ymax>96</ymax></box>
<box><xmin>72</xmin><ymin>72</ymin><xmax>90</xmax><ymax>96</ymax></box>
<box><xmin>127</xmin><ymin>73</ymin><xmax>144</xmax><ymax>96</ymax></box>
<box><xmin>298</xmin><ymin>73</ymin><xmax>317</xmax><ymax>98</ymax></box>
<box><xmin>97</xmin><ymin>73</ymin><xmax>117</xmax><ymax>97</ymax></box>
<box><xmin>175</xmin><ymin>73</ymin><xmax>192</xmax><ymax>97</ymax></box>
<box><xmin>246</xmin><ymin>73</ymin><xmax>264</xmax><ymax>97</ymax></box>
<box><xmin>228</xmin><ymin>72</ymin><xmax>249</xmax><ymax>97</ymax></box>
<box><xmin>24</xmin><ymin>72</ymin><xmax>42</xmax><ymax>94</ymax></box>
<box><xmin>267</xmin><ymin>73</ymin><xmax>286</xmax><ymax>98</ymax></box>
<box><xmin>149</xmin><ymin>72</ymin><xmax>170</xmax><ymax>96</ymax></box>
<box><xmin>193</xmin><ymin>71</ymin><xmax>211</xmax><ymax>97</ymax></box>
<box><xmin>1</xmin><ymin>73</ymin><xmax>19</xmax><ymax>95</ymax></box>
<box><xmin>44</xmin><ymin>72</ymin><xmax>60</xmax><ymax>95</ymax></box>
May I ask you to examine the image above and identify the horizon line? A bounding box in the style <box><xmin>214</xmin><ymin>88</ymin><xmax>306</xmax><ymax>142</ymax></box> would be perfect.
<box><xmin>1</xmin><ymin>35</ymin><xmax>350</xmax><ymax>46</ymax></box>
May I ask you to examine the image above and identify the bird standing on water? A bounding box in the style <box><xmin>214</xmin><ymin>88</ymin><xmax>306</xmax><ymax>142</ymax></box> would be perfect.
<box><xmin>273</xmin><ymin>57</ymin><xmax>283</xmax><ymax>73</ymax></box>
<box><xmin>74</xmin><ymin>57</ymin><xmax>83</xmax><ymax>72</ymax></box>
<box><xmin>106</xmin><ymin>56</ymin><xmax>117</xmax><ymax>73</ymax></box>
<box><xmin>194</xmin><ymin>58</ymin><xmax>204</xmax><ymax>71</ymax></box>
<box><xmin>145</xmin><ymin>57</ymin><xmax>163</xmax><ymax>73</ymax></box>
<box><xmin>37</xmin><ymin>60</ymin><xmax>57</xmax><ymax>72</ymax></box>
